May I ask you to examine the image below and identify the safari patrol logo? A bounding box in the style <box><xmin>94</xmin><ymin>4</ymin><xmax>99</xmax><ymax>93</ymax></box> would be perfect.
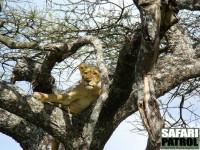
<box><xmin>161</xmin><ymin>128</ymin><xmax>199</xmax><ymax>149</ymax></box>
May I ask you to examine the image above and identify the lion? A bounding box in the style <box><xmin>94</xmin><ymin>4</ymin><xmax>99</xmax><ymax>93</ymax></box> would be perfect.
<box><xmin>33</xmin><ymin>63</ymin><xmax>101</xmax><ymax>113</ymax></box>
<box><xmin>33</xmin><ymin>63</ymin><xmax>101</xmax><ymax>150</ymax></box>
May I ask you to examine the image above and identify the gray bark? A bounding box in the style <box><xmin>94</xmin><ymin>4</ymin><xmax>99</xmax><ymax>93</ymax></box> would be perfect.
<box><xmin>0</xmin><ymin>109</ymin><xmax>44</xmax><ymax>149</ymax></box>
<box><xmin>0</xmin><ymin>0</ymin><xmax>199</xmax><ymax>149</ymax></box>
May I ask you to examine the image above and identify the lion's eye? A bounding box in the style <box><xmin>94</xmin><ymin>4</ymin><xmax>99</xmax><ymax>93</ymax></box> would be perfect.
<box><xmin>84</xmin><ymin>72</ymin><xmax>87</xmax><ymax>75</ymax></box>
<box><xmin>93</xmin><ymin>72</ymin><xmax>97</xmax><ymax>75</ymax></box>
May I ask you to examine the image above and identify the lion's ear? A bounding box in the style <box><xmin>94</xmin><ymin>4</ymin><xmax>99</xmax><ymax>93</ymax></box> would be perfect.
<box><xmin>78</xmin><ymin>63</ymin><xmax>88</xmax><ymax>74</ymax></box>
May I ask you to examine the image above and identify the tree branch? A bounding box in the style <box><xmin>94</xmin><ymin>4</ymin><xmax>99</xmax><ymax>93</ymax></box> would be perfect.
<box><xmin>176</xmin><ymin>0</ymin><xmax>200</xmax><ymax>11</ymax></box>
<box><xmin>0</xmin><ymin>81</ymin><xmax>71</xmax><ymax>147</ymax></box>
<box><xmin>90</xmin><ymin>33</ymin><xmax>140</xmax><ymax>149</ymax></box>
<box><xmin>155</xmin><ymin>25</ymin><xmax>200</xmax><ymax>96</ymax></box>
<box><xmin>133</xmin><ymin>0</ymin><xmax>164</xmax><ymax>145</ymax></box>
<box><xmin>81</xmin><ymin>36</ymin><xmax>110</xmax><ymax>148</ymax></box>
<box><xmin>0</xmin><ymin>35</ymin><xmax>40</xmax><ymax>49</ymax></box>
<box><xmin>0</xmin><ymin>108</ymin><xmax>45</xmax><ymax>149</ymax></box>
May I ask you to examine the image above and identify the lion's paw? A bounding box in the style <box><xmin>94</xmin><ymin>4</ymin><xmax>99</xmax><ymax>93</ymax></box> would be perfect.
<box><xmin>33</xmin><ymin>92</ymin><xmax>43</xmax><ymax>100</ymax></box>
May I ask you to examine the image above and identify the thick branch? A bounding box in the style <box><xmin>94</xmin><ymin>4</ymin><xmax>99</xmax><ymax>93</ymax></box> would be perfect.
<box><xmin>0</xmin><ymin>81</ymin><xmax>71</xmax><ymax>147</ymax></box>
<box><xmin>155</xmin><ymin>25</ymin><xmax>200</xmax><ymax>96</ymax></box>
<box><xmin>81</xmin><ymin>37</ymin><xmax>110</xmax><ymax>148</ymax></box>
<box><xmin>0</xmin><ymin>35</ymin><xmax>40</xmax><ymax>49</ymax></box>
<box><xmin>90</xmin><ymin>33</ymin><xmax>140</xmax><ymax>149</ymax></box>
<box><xmin>0</xmin><ymin>109</ymin><xmax>45</xmax><ymax>149</ymax></box>
<box><xmin>133</xmin><ymin>0</ymin><xmax>164</xmax><ymax>145</ymax></box>
<box><xmin>176</xmin><ymin>0</ymin><xmax>200</xmax><ymax>11</ymax></box>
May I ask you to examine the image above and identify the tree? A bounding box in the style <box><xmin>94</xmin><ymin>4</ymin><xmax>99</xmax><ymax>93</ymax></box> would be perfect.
<box><xmin>0</xmin><ymin>0</ymin><xmax>199</xmax><ymax>149</ymax></box>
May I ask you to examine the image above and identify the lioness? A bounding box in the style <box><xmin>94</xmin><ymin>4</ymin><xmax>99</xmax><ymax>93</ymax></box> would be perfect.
<box><xmin>33</xmin><ymin>63</ymin><xmax>101</xmax><ymax>150</ymax></box>
<box><xmin>33</xmin><ymin>63</ymin><xmax>101</xmax><ymax>113</ymax></box>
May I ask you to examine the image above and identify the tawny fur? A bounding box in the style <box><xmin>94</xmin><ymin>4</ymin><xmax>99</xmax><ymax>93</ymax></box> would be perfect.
<box><xmin>33</xmin><ymin>63</ymin><xmax>101</xmax><ymax>113</ymax></box>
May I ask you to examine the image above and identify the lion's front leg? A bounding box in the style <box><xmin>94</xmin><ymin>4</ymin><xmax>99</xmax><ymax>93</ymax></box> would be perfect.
<box><xmin>33</xmin><ymin>92</ymin><xmax>50</xmax><ymax>101</ymax></box>
<box><xmin>33</xmin><ymin>92</ymin><xmax>77</xmax><ymax>105</ymax></box>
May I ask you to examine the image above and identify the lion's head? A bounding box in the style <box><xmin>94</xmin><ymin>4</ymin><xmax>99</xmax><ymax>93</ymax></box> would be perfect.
<box><xmin>78</xmin><ymin>63</ymin><xmax>101</xmax><ymax>89</ymax></box>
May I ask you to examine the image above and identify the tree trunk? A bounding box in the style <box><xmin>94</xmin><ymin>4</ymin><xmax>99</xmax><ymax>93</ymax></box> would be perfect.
<box><xmin>0</xmin><ymin>1</ymin><xmax>199</xmax><ymax>149</ymax></box>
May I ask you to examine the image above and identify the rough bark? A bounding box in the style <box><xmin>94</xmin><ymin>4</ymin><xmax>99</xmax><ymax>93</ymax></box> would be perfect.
<box><xmin>0</xmin><ymin>0</ymin><xmax>199</xmax><ymax>149</ymax></box>
<box><xmin>90</xmin><ymin>33</ymin><xmax>140</xmax><ymax>149</ymax></box>
<box><xmin>0</xmin><ymin>109</ymin><xmax>45</xmax><ymax>149</ymax></box>
<box><xmin>0</xmin><ymin>35</ymin><xmax>40</xmax><ymax>49</ymax></box>
<box><xmin>0</xmin><ymin>81</ymin><xmax>72</xmax><ymax>148</ymax></box>
<box><xmin>155</xmin><ymin>25</ymin><xmax>200</xmax><ymax>96</ymax></box>
<box><xmin>133</xmin><ymin>0</ymin><xmax>165</xmax><ymax>147</ymax></box>
<box><xmin>176</xmin><ymin>0</ymin><xmax>200</xmax><ymax>11</ymax></box>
